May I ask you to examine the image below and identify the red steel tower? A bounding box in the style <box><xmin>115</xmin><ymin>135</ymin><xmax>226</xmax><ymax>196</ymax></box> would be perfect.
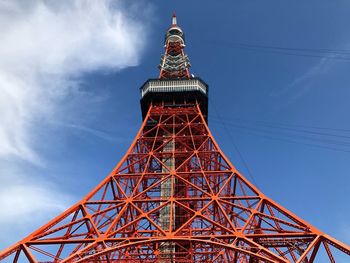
<box><xmin>1</xmin><ymin>14</ymin><xmax>350</xmax><ymax>263</ymax></box>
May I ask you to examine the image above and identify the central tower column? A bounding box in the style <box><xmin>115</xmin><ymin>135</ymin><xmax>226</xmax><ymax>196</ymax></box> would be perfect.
<box><xmin>140</xmin><ymin>14</ymin><xmax>209</xmax><ymax>261</ymax></box>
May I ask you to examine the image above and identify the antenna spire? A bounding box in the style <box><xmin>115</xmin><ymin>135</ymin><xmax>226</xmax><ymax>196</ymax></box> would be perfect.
<box><xmin>172</xmin><ymin>11</ymin><xmax>177</xmax><ymax>26</ymax></box>
<box><xmin>159</xmin><ymin>13</ymin><xmax>191</xmax><ymax>79</ymax></box>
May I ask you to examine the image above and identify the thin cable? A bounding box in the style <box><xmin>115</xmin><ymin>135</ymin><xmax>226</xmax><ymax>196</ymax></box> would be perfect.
<box><xmin>210</xmin><ymin>119</ymin><xmax>350</xmax><ymax>148</ymax></box>
<box><xmin>216</xmin><ymin>116</ymin><xmax>350</xmax><ymax>133</ymax></box>
<box><xmin>211</xmin><ymin>121</ymin><xmax>350</xmax><ymax>154</ymax></box>
<box><xmin>209</xmin><ymin>98</ymin><xmax>260</xmax><ymax>188</ymax></box>
<box><xmin>227</xmin><ymin>42</ymin><xmax>350</xmax><ymax>55</ymax></box>
<box><xmin>200</xmin><ymin>40</ymin><xmax>350</xmax><ymax>61</ymax></box>
<box><xmin>227</xmin><ymin>45</ymin><xmax>350</xmax><ymax>61</ymax></box>
<box><xmin>226</xmin><ymin>126</ymin><xmax>350</xmax><ymax>155</ymax></box>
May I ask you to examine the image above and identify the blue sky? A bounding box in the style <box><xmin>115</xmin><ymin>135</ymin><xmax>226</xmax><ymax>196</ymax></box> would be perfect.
<box><xmin>0</xmin><ymin>0</ymin><xmax>350</xmax><ymax>254</ymax></box>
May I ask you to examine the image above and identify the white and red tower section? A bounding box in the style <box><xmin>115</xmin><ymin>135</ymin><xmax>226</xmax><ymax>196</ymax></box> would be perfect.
<box><xmin>158</xmin><ymin>13</ymin><xmax>191</xmax><ymax>79</ymax></box>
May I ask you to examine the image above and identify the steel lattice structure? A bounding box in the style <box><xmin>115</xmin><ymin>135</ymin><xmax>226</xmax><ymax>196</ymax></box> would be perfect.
<box><xmin>1</xmin><ymin>14</ymin><xmax>350</xmax><ymax>263</ymax></box>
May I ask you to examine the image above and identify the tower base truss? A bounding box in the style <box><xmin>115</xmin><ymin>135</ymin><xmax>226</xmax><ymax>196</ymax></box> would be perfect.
<box><xmin>1</xmin><ymin>104</ymin><xmax>349</xmax><ymax>262</ymax></box>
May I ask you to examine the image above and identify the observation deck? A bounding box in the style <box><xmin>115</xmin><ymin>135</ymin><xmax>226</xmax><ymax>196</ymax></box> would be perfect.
<box><xmin>140</xmin><ymin>77</ymin><xmax>209</xmax><ymax>121</ymax></box>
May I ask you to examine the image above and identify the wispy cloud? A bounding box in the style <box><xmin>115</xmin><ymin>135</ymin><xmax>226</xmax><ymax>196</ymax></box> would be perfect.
<box><xmin>0</xmin><ymin>0</ymin><xmax>148</xmax><ymax>162</ymax></box>
<box><xmin>0</xmin><ymin>165</ymin><xmax>73</xmax><ymax>246</ymax></box>
<box><xmin>51</xmin><ymin>120</ymin><xmax>129</xmax><ymax>142</ymax></box>
<box><xmin>270</xmin><ymin>54</ymin><xmax>338</xmax><ymax>103</ymax></box>
<box><xmin>0</xmin><ymin>0</ymin><xmax>151</xmax><ymax>249</ymax></box>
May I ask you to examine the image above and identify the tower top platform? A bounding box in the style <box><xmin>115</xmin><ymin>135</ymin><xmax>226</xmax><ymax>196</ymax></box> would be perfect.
<box><xmin>140</xmin><ymin>77</ymin><xmax>208</xmax><ymax>120</ymax></box>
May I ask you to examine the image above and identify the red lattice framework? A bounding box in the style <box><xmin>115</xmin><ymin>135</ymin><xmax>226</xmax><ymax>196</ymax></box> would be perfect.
<box><xmin>159</xmin><ymin>41</ymin><xmax>190</xmax><ymax>79</ymax></box>
<box><xmin>1</xmin><ymin>104</ymin><xmax>349</xmax><ymax>262</ymax></box>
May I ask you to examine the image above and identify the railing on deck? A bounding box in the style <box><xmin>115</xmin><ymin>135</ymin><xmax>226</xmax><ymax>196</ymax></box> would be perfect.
<box><xmin>140</xmin><ymin>78</ymin><xmax>208</xmax><ymax>98</ymax></box>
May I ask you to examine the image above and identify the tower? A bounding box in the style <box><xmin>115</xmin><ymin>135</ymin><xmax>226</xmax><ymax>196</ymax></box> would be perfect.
<box><xmin>1</xmin><ymin>14</ymin><xmax>350</xmax><ymax>263</ymax></box>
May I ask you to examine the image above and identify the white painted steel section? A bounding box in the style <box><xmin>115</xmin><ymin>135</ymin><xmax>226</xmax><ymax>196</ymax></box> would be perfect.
<box><xmin>141</xmin><ymin>79</ymin><xmax>207</xmax><ymax>98</ymax></box>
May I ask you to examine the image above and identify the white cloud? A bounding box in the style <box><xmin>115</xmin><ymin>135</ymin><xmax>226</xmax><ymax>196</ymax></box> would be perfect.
<box><xmin>0</xmin><ymin>0</ymin><xmax>151</xmax><ymax>249</ymax></box>
<box><xmin>270</xmin><ymin>53</ymin><xmax>341</xmax><ymax>103</ymax></box>
<box><xmin>270</xmin><ymin>59</ymin><xmax>325</xmax><ymax>100</ymax></box>
<box><xmin>0</xmin><ymin>185</ymin><xmax>69</xmax><ymax>221</ymax></box>
<box><xmin>0</xmin><ymin>170</ymin><xmax>72</xmax><ymax>225</ymax></box>
<box><xmin>0</xmin><ymin>165</ymin><xmax>74</xmax><ymax>247</ymax></box>
<box><xmin>0</xmin><ymin>0</ymin><xmax>148</xmax><ymax>162</ymax></box>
